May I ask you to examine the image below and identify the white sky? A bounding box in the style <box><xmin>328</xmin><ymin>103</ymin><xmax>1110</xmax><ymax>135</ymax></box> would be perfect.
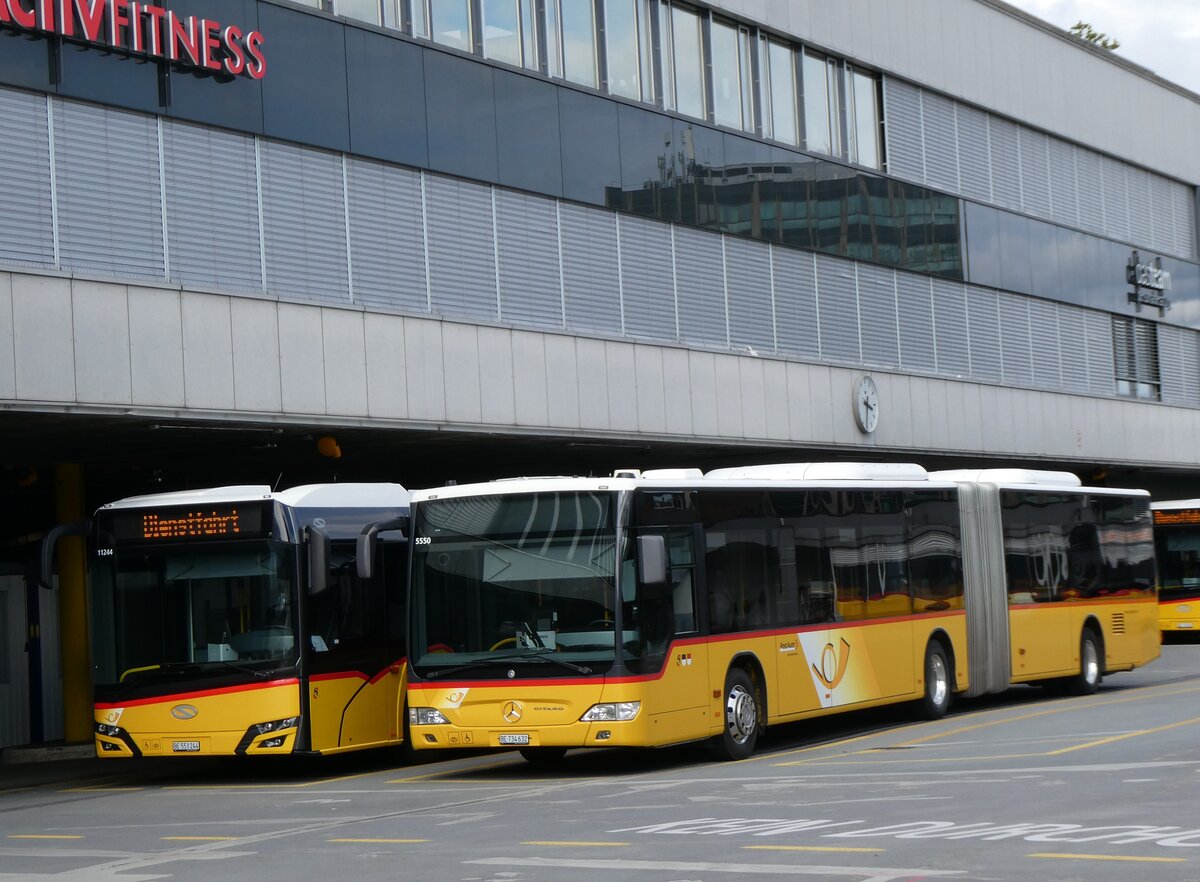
<box><xmin>1003</xmin><ymin>1</ymin><xmax>1200</xmax><ymax>94</ymax></box>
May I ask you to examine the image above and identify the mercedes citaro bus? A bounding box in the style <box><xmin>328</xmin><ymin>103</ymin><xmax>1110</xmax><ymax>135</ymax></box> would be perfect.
<box><xmin>43</xmin><ymin>483</ymin><xmax>410</xmax><ymax>757</ymax></box>
<box><xmin>381</xmin><ymin>463</ymin><xmax>1158</xmax><ymax>762</ymax></box>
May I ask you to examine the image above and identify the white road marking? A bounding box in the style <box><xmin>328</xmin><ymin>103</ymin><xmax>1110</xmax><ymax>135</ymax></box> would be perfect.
<box><xmin>466</xmin><ymin>856</ymin><xmax>963</xmax><ymax>880</ymax></box>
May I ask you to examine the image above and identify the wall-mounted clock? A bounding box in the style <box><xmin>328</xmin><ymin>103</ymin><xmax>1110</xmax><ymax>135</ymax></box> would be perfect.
<box><xmin>853</xmin><ymin>375</ymin><xmax>879</xmax><ymax>434</ymax></box>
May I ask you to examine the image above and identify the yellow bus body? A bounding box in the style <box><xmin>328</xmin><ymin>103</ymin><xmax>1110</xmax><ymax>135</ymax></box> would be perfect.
<box><xmin>410</xmin><ymin>613</ymin><xmax>967</xmax><ymax>751</ymax></box>
<box><xmin>94</xmin><ymin>679</ymin><xmax>302</xmax><ymax>757</ymax></box>
<box><xmin>1008</xmin><ymin>596</ymin><xmax>1160</xmax><ymax>683</ymax></box>
<box><xmin>1159</xmin><ymin>596</ymin><xmax>1200</xmax><ymax>633</ymax></box>
<box><xmin>95</xmin><ymin>664</ymin><xmax>409</xmax><ymax>757</ymax></box>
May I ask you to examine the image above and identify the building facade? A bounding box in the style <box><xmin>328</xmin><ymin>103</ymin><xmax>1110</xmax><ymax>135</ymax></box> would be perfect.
<box><xmin>0</xmin><ymin>0</ymin><xmax>1198</xmax><ymax>746</ymax></box>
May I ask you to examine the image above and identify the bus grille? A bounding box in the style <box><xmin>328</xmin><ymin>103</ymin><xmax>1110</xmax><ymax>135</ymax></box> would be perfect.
<box><xmin>1111</xmin><ymin>612</ymin><xmax>1126</xmax><ymax>634</ymax></box>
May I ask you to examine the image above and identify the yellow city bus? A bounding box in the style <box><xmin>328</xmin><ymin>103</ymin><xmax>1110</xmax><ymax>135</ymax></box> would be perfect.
<box><xmin>44</xmin><ymin>484</ymin><xmax>410</xmax><ymax>757</ymax></box>
<box><xmin>397</xmin><ymin>463</ymin><xmax>1158</xmax><ymax>762</ymax></box>
<box><xmin>1151</xmin><ymin>500</ymin><xmax>1200</xmax><ymax>633</ymax></box>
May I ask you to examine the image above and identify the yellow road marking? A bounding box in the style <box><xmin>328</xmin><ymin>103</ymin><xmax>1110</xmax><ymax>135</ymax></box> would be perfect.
<box><xmin>328</xmin><ymin>838</ymin><xmax>429</xmax><ymax>844</ymax></box>
<box><xmin>8</xmin><ymin>835</ymin><xmax>84</xmax><ymax>840</ymax></box>
<box><xmin>1029</xmin><ymin>852</ymin><xmax>1186</xmax><ymax>863</ymax></box>
<box><xmin>160</xmin><ymin>836</ymin><xmax>239</xmax><ymax>841</ymax></box>
<box><xmin>522</xmin><ymin>841</ymin><xmax>629</xmax><ymax>847</ymax></box>
<box><xmin>776</xmin><ymin>684</ymin><xmax>1200</xmax><ymax>766</ymax></box>
<box><xmin>745</xmin><ymin>845</ymin><xmax>882</xmax><ymax>853</ymax></box>
<box><xmin>387</xmin><ymin>759</ymin><xmax>546</xmax><ymax>784</ymax></box>
<box><xmin>1047</xmin><ymin>716</ymin><xmax>1200</xmax><ymax>755</ymax></box>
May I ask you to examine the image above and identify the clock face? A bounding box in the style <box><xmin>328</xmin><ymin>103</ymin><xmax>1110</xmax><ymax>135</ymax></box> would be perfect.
<box><xmin>854</xmin><ymin>376</ymin><xmax>879</xmax><ymax>433</ymax></box>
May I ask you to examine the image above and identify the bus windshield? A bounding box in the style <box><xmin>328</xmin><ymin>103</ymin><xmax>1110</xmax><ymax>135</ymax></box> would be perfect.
<box><xmin>1155</xmin><ymin>528</ymin><xmax>1200</xmax><ymax>601</ymax></box>
<box><xmin>91</xmin><ymin>537</ymin><xmax>299</xmax><ymax>691</ymax></box>
<box><xmin>410</xmin><ymin>491</ymin><xmax>618</xmax><ymax>678</ymax></box>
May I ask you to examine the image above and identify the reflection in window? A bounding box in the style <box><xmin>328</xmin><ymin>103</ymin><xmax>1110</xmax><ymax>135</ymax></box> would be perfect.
<box><xmin>431</xmin><ymin>0</ymin><xmax>472</xmax><ymax>51</ymax></box>
<box><xmin>482</xmin><ymin>0</ymin><xmax>522</xmax><ymax>66</ymax></box>
<box><xmin>762</xmin><ymin>39</ymin><xmax>797</xmax><ymax>145</ymax></box>
<box><xmin>848</xmin><ymin>67</ymin><xmax>880</xmax><ymax>169</ymax></box>
<box><xmin>605</xmin><ymin>0</ymin><xmax>642</xmax><ymax>99</ymax></box>
<box><xmin>336</xmin><ymin>0</ymin><xmax>383</xmax><ymax>24</ymax></box>
<box><xmin>803</xmin><ymin>51</ymin><xmax>836</xmax><ymax>156</ymax></box>
<box><xmin>1112</xmin><ymin>316</ymin><xmax>1161</xmax><ymax>400</ymax></box>
<box><xmin>710</xmin><ymin>20</ymin><xmax>752</xmax><ymax>131</ymax></box>
<box><xmin>410</xmin><ymin>0</ymin><xmax>430</xmax><ymax>37</ymax></box>
<box><xmin>670</xmin><ymin>5</ymin><xmax>704</xmax><ymax>119</ymax></box>
<box><xmin>561</xmin><ymin>0</ymin><xmax>598</xmax><ymax>87</ymax></box>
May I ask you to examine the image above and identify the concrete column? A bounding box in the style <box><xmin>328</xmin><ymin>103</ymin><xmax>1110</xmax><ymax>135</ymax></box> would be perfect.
<box><xmin>54</xmin><ymin>464</ymin><xmax>91</xmax><ymax>744</ymax></box>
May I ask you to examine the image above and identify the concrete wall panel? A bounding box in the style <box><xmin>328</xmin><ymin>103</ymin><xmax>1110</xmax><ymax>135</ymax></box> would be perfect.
<box><xmin>688</xmin><ymin>351</ymin><xmax>719</xmax><ymax>437</ymax></box>
<box><xmin>661</xmin><ymin>348</ymin><xmax>694</xmax><ymax>436</ymax></box>
<box><xmin>576</xmin><ymin>338</ymin><xmax>611</xmax><ymax>431</ymax></box>
<box><xmin>230</xmin><ymin>298</ymin><xmax>282</xmax><ymax>413</ymax></box>
<box><xmin>128</xmin><ymin>286</ymin><xmax>185</xmax><ymax>408</ymax></box>
<box><xmin>71</xmin><ymin>281</ymin><xmax>131</xmax><ymax>406</ymax></box>
<box><xmin>512</xmin><ymin>331</ymin><xmax>549</xmax><ymax>428</ymax></box>
<box><xmin>322</xmin><ymin>310</ymin><xmax>369</xmax><ymax>417</ymax></box>
<box><xmin>478</xmin><ymin>326</ymin><xmax>516</xmax><ymax>426</ymax></box>
<box><xmin>762</xmin><ymin>361</ymin><xmax>789</xmax><ymax>441</ymax></box>
<box><xmin>12</xmin><ymin>275</ymin><xmax>74</xmax><ymax>403</ymax></box>
<box><xmin>442</xmin><ymin>323</ymin><xmax>483</xmax><ymax>424</ymax></box>
<box><xmin>544</xmin><ymin>334</ymin><xmax>580</xmax><ymax>430</ymax></box>
<box><xmin>604</xmin><ymin>341</ymin><xmax>638</xmax><ymax>432</ymax></box>
<box><xmin>180</xmin><ymin>292</ymin><xmax>235</xmax><ymax>411</ymax></box>
<box><xmin>0</xmin><ymin>275</ymin><xmax>13</xmax><ymax>399</ymax></box>
<box><xmin>278</xmin><ymin>303</ymin><xmax>326</xmax><ymax>415</ymax></box>
<box><xmin>363</xmin><ymin>312</ymin><xmax>408</xmax><ymax>419</ymax></box>
<box><xmin>403</xmin><ymin>317</ymin><xmax>446</xmax><ymax>422</ymax></box>
<box><xmin>634</xmin><ymin>346</ymin><xmax>666</xmax><ymax>434</ymax></box>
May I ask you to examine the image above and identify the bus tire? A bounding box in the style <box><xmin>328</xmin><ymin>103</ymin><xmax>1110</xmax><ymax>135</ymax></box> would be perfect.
<box><xmin>519</xmin><ymin>747</ymin><xmax>568</xmax><ymax>765</ymax></box>
<box><xmin>1066</xmin><ymin>629</ymin><xmax>1102</xmax><ymax>695</ymax></box>
<box><xmin>921</xmin><ymin>641</ymin><xmax>952</xmax><ymax>719</ymax></box>
<box><xmin>717</xmin><ymin>668</ymin><xmax>760</xmax><ymax>760</ymax></box>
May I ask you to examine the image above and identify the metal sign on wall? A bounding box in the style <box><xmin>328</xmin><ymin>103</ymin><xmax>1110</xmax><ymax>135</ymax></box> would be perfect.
<box><xmin>0</xmin><ymin>0</ymin><xmax>266</xmax><ymax>79</ymax></box>
<box><xmin>1127</xmin><ymin>249</ymin><xmax>1171</xmax><ymax>314</ymax></box>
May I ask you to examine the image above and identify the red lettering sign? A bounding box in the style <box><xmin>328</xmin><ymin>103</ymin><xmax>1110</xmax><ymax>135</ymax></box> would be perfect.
<box><xmin>0</xmin><ymin>0</ymin><xmax>266</xmax><ymax>79</ymax></box>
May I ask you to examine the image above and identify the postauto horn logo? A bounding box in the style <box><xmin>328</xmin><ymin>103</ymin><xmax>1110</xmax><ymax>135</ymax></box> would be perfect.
<box><xmin>171</xmin><ymin>704</ymin><xmax>199</xmax><ymax>721</ymax></box>
<box><xmin>0</xmin><ymin>0</ymin><xmax>267</xmax><ymax>80</ymax></box>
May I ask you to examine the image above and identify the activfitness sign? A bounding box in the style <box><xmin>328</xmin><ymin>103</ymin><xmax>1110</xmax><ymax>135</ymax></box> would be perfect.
<box><xmin>0</xmin><ymin>0</ymin><xmax>266</xmax><ymax>79</ymax></box>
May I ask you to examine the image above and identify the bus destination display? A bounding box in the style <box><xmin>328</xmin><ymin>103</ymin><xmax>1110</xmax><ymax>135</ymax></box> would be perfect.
<box><xmin>111</xmin><ymin>504</ymin><xmax>266</xmax><ymax>542</ymax></box>
<box><xmin>1153</xmin><ymin>509</ymin><xmax>1200</xmax><ymax>526</ymax></box>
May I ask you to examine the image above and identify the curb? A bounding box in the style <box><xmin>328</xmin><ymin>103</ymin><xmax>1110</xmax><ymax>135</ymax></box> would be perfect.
<box><xmin>1</xmin><ymin>743</ymin><xmax>96</xmax><ymax>765</ymax></box>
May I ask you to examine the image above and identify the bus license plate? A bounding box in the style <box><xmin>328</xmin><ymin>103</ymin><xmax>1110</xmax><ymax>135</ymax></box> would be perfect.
<box><xmin>498</xmin><ymin>734</ymin><xmax>530</xmax><ymax>746</ymax></box>
<box><xmin>172</xmin><ymin>741</ymin><xmax>201</xmax><ymax>753</ymax></box>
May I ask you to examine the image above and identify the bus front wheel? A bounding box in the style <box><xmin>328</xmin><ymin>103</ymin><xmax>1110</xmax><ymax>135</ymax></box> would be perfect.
<box><xmin>921</xmin><ymin>641</ymin><xmax>952</xmax><ymax>719</ymax></box>
<box><xmin>717</xmin><ymin>668</ymin><xmax>760</xmax><ymax>761</ymax></box>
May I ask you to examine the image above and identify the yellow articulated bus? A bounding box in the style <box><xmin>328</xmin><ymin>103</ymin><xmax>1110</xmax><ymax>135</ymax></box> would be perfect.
<box><xmin>1151</xmin><ymin>500</ymin><xmax>1200</xmax><ymax>633</ymax></box>
<box><xmin>43</xmin><ymin>484</ymin><xmax>410</xmax><ymax>758</ymax></box>
<box><xmin>393</xmin><ymin>463</ymin><xmax>1158</xmax><ymax>762</ymax></box>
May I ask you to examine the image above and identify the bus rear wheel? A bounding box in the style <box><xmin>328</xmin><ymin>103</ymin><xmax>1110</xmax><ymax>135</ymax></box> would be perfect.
<box><xmin>1065</xmin><ymin>629</ymin><xmax>1102</xmax><ymax>695</ymax></box>
<box><xmin>717</xmin><ymin>668</ymin><xmax>760</xmax><ymax>761</ymax></box>
<box><xmin>921</xmin><ymin>641</ymin><xmax>952</xmax><ymax>719</ymax></box>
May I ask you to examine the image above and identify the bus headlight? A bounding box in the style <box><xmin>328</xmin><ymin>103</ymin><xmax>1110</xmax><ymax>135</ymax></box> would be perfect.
<box><xmin>580</xmin><ymin>702</ymin><xmax>640</xmax><ymax>722</ymax></box>
<box><xmin>252</xmin><ymin>717</ymin><xmax>300</xmax><ymax>736</ymax></box>
<box><xmin>409</xmin><ymin>708</ymin><xmax>450</xmax><ymax>725</ymax></box>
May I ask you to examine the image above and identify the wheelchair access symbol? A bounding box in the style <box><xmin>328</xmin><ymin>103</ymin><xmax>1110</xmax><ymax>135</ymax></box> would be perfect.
<box><xmin>812</xmin><ymin>638</ymin><xmax>852</xmax><ymax>690</ymax></box>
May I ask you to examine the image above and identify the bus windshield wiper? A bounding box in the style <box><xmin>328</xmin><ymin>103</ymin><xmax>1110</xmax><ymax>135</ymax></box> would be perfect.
<box><xmin>510</xmin><ymin>651</ymin><xmax>592</xmax><ymax>675</ymax></box>
<box><xmin>199</xmin><ymin>659</ymin><xmax>271</xmax><ymax>679</ymax></box>
<box><xmin>423</xmin><ymin>651</ymin><xmax>591</xmax><ymax>680</ymax></box>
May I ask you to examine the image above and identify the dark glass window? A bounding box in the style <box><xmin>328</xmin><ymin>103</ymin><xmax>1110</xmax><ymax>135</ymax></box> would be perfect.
<box><xmin>1112</xmin><ymin>315</ymin><xmax>1161</xmax><ymax>400</ymax></box>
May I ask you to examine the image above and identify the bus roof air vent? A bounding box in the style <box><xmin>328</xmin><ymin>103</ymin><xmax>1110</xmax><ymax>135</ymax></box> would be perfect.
<box><xmin>640</xmin><ymin>468</ymin><xmax>704</xmax><ymax>480</ymax></box>
<box><xmin>705</xmin><ymin>462</ymin><xmax>929</xmax><ymax>482</ymax></box>
<box><xmin>930</xmin><ymin>469</ymin><xmax>1082</xmax><ymax>487</ymax></box>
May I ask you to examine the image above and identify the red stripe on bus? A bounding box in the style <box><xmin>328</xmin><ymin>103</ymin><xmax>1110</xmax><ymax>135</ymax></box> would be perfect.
<box><xmin>95</xmin><ymin>678</ymin><xmax>299</xmax><ymax>709</ymax></box>
<box><xmin>408</xmin><ymin>611</ymin><xmax>970</xmax><ymax>690</ymax></box>
<box><xmin>310</xmin><ymin>658</ymin><xmax>407</xmax><ymax>687</ymax></box>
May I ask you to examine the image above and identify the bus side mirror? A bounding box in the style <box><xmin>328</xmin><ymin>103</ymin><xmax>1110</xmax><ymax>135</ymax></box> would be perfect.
<box><xmin>39</xmin><ymin>519</ymin><xmax>91</xmax><ymax>590</ymax></box>
<box><xmin>357</xmin><ymin>516</ymin><xmax>409</xmax><ymax>580</ymax></box>
<box><xmin>638</xmin><ymin>534</ymin><xmax>667</xmax><ymax>586</ymax></box>
<box><xmin>306</xmin><ymin>523</ymin><xmax>330</xmax><ymax>596</ymax></box>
